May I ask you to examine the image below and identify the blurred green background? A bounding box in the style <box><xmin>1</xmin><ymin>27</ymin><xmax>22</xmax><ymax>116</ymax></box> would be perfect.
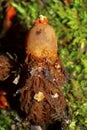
<box><xmin>0</xmin><ymin>0</ymin><xmax>87</xmax><ymax>130</ymax></box>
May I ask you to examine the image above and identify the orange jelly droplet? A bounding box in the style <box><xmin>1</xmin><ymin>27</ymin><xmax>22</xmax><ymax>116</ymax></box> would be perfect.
<box><xmin>0</xmin><ymin>91</ymin><xmax>8</xmax><ymax>109</ymax></box>
<box><xmin>6</xmin><ymin>6</ymin><xmax>16</xmax><ymax>20</ymax></box>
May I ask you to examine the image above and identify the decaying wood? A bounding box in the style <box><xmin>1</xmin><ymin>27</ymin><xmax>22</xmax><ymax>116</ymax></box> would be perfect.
<box><xmin>0</xmin><ymin>54</ymin><xmax>12</xmax><ymax>81</ymax></box>
<box><xmin>0</xmin><ymin>53</ymin><xmax>20</xmax><ymax>84</ymax></box>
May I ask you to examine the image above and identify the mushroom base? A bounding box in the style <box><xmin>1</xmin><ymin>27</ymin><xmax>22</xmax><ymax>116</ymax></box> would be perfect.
<box><xmin>19</xmin><ymin>56</ymin><xmax>67</xmax><ymax>125</ymax></box>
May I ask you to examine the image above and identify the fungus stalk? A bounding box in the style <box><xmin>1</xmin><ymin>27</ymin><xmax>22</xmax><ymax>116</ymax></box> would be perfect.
<box><xmin>18</xmin><ymin>15</ymin><xmax>68</xmax><ymax>128</ymax></box>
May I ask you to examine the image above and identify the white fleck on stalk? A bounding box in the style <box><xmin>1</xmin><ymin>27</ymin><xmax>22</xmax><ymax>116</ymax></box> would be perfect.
<box><xmin>51</xmin><ymin>93</ymin><xmax>59</xmax><ymax>98</ymax></box>
<box><xmin>13</xmin><ymin>74</ymin><xmax>20</xmax><ymax>85</ymax></box>
<box><xmin>34</xmin><ymin>91</ymin><xmax>45</xmax><ymax>102</ymax></box>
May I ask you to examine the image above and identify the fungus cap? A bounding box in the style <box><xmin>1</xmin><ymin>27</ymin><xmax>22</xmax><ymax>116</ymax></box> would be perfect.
<box><xmin>26</xmin><ymin>23</ymin><xmax>58</xmax><ymax>61</ymax></box>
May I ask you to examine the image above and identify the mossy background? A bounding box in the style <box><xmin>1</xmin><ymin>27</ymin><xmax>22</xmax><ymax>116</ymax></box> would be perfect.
<box><xmin>0</xmin><ymin>0</ymin><xmax>87</xmax><ymax>130</ymax></box>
